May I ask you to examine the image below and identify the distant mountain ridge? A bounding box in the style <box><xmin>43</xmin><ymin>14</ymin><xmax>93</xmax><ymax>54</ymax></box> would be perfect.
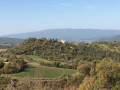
<box><xmin>1</xmin><ymin>29</ymin><xmax>120</xmax><ymax>42</ymax></box>
<box><xmin>98</xmin><ymin>34</ymin><xmax>120</xmax><ymax>41</ymax></box>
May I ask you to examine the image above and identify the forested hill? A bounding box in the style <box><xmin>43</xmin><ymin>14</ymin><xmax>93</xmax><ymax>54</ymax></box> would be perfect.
<box><xmin>8</xmin><ymin>38</ymin><xmax>120</xmax><ymax>62</ymax></box>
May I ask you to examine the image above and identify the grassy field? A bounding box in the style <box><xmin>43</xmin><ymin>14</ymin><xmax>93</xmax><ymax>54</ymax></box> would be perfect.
<box><xmin>10</xmin><ymin>55</ymin><xmax>76</xmax><ymax>79</ymax></box>
<box><xmin>27</xmin><ymin>55</ymin><xmax>51</xmax><ymax>63</ymax></box>
<box><xmin>27</xmin><ymin>55</ymin><xmax>67</xmax><ymax>65</ymax></box>
<box><xmin>10</xmin><ymin>64</ymin><xmax>76</xmax><ymax>79</ymax></box>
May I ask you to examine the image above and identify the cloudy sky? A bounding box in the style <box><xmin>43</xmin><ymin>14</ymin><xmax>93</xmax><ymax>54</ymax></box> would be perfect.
<box><xmin>0</xmin><ymin>0</ymin><xmax>120</xmax><ymax>35</ymax></box>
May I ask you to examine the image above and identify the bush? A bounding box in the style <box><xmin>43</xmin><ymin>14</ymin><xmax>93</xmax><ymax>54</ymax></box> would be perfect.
<box><xmin>77</xmin><ymin>64</ymin><xmax>91</xmax><ymax>76</ymax></box>
<box><xmin>52</xmin><ymin>62</ymin><xmax>60</xmax><ymax>67</ymax></box>
<box><xmin>95</xmin><ymin>59</ymin><xmax>120</xmax><ymax>88</ymax></box>
<box><xmin>0</xmin><ymin>54</ymin><xmax>25</xmax><ymax>74</ymax></box>
<box><xmin>0</xmin><ymin>60</ymin><xmax>4</xmax><ymax>69</ymax></box>
<box><xmin>78</xmin><ymin>59</ymin><xmax>120</xmax><ymax>90</ymax></box>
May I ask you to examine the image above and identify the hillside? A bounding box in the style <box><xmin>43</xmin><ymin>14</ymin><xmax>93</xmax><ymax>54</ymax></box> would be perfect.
<box><xmin>8</xmin><ymin>38</ymin><xmax>120</xmax><ymax>63</ymax></box>
<box><xmin>0</xmin><ymin>37</ymin><xmax>24</xmax><ymax>48</ymax></box>
<box><xmin>2</xmin><ymin>29</ymin><xmax>120</xmax><ymax>42</ymax></box>
<box><xmin>1</xmin><ymin>38</ymin><xmax>120</xmax><ymax>90</ymax></box>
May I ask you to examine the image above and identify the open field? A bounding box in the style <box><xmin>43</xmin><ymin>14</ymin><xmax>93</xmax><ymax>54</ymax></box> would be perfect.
<box><xmin>9</xmin><ymin>55</ymin><xmax>77</xmax><ymax>79</ymax></box>
<box><xmin>10</xmin><ymin>64</ymin><xmax>76</xmax><ymax>79</ymax></box>
<box><xmin>27</xmin><ymin>55</ymin><xmax>51</xmax><ymax>63</ymax></box>
<box><xmin>27</xmin><ymin>55</ymin><xmax>68</xmax><ymax>65</ymax></box>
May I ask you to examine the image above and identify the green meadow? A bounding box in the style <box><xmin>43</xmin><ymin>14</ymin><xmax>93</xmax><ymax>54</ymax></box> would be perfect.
<box><xmin>11</xmin><ymin>64</ymin><xmax>76</xmax><ymax>79</ymax></box>
<box><xmin>27</xmin><ymin>55</ymin><xmax>51</xmax><ymax>63</ymax></box>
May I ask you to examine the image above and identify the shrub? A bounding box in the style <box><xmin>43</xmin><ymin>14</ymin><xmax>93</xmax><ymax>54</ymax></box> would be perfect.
<box><xmin>0</xmin><ymin>60</ymin><xmax>4</xmax><ymax>69</ymax></box>
<box><xmin>77</xmin><ymin>64</ymin><xmax>91</xmax><ymax>76</ymax></box>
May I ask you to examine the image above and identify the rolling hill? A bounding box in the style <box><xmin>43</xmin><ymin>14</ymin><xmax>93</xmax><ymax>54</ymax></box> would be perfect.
<box><xmin>8</xmin><ymin>38</ymin><xmax>120</xmax><ymax>62</ymax></box>
<box><xmin>2</xmin><ymin>29</ymin><xmax>120</xmax><ymax>42</ymax></box>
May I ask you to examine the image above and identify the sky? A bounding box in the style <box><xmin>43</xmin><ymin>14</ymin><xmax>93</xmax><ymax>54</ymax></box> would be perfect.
<box><xmin>0</xmin><ymin>0</ymin><xmax>120</xmax><ymax>35</ymax></box>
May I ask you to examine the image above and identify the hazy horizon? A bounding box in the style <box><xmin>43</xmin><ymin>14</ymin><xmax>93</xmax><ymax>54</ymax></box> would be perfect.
<box><xmin>0</xmin><ymin>0</ymin><xmax>120</xmax><ymax>35</ymax></box>
<box><xmin>1</xmin><ymin>28</ymin><xmax>120</xmax><ymax>36</ymax></box>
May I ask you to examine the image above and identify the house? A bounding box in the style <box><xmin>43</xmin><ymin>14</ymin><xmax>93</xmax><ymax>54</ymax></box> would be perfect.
<box><xmin>61</xmin><ymin>40</ymin><xmax>66</xmax><ymax>43</ymax></box>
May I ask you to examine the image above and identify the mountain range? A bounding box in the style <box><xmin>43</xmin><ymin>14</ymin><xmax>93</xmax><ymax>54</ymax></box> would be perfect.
<box><xmin>1</xmin><ymin>29</ymin><xmax>120</xmax><ymax>42</ymax></box>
